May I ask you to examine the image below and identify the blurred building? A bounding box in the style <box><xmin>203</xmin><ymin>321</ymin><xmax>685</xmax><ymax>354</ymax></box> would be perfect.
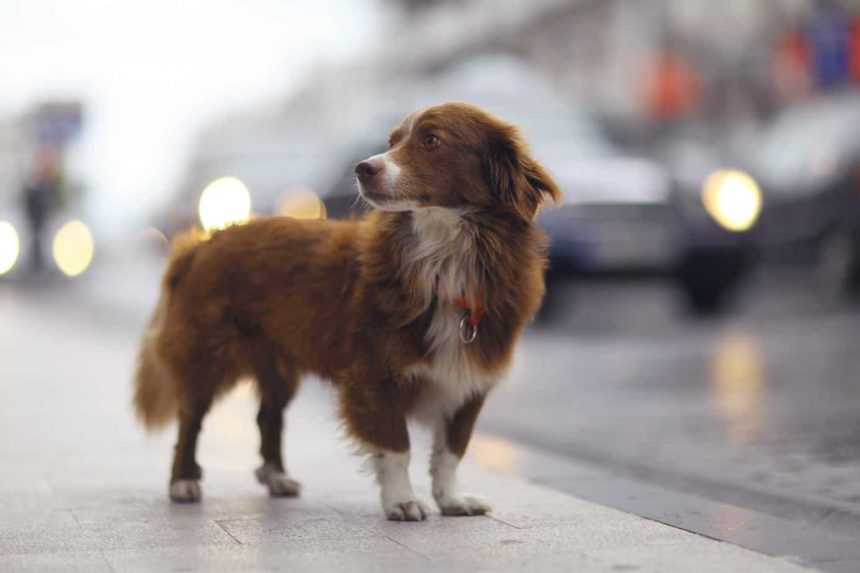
<box><xmin>183</xmin><ymin>0</ymin><xmax>837</xmax><ymax>134</ymax></box>
<box><xmin>0</xmin><ymin>116</ymin><xmax>24</xmax><ymax>205</ymax></box>
<box><xmin>167</xmin><ymin>0</ymin><xmax>860</xmax><ymax>229</ymax></box>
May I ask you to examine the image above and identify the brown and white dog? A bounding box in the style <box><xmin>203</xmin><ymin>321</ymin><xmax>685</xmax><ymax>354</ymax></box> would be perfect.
<box><xmin>134</xmin><ymin>102</ymin><xmax>561</xmax><ymax>521</ymax></box>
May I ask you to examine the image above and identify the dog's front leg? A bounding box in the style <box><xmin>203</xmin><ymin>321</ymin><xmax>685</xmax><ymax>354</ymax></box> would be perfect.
<box><xmin>372</xmin><ymin>449</ymin><xmax>427</xmax><ymax>521</ymax></box>
<box><xmin>431</xmin><ymin>393</ymin><xmax>491</xmax><ymax>516</ymax></box>
<box><xmin>341</xmin><ymin>379</ymin><xmax>427</xmax><ymax>521</ymax></box>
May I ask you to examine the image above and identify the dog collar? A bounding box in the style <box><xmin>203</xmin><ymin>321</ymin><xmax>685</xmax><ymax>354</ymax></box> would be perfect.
<box><xmin>452</xmin><ymin>296</ymin><xmax>485</xmax><ymax>345</ymax></box>
<box><xmin>432</xmin><ymin>275</ymin><xmax>485</xmax><ymax>344</ymax></box>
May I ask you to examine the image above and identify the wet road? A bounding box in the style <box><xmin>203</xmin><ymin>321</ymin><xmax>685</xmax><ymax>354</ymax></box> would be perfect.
<box><xmin>482</xmin><ymin>268</ymin><xmax>860</xmax><ymax>534</ymax></box>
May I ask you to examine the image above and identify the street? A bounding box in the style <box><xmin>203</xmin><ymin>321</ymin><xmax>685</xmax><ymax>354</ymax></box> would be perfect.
<box><xmin>2</xmin><ymin>255</ymin><xmax>859</xmax><ymax>571</ymax></box>
<box><xmin>5</xmin><ymin>2</ymin><xmax>860</xmax><ymax>571</ymax></box>
<box><xmin>489</xmin><ymin>270</ymin><xmax>860</xmax><ymax>515</ymax></box>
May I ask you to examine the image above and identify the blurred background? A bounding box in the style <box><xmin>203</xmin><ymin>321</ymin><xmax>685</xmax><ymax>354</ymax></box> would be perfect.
<box><xmin>3</xmin><ymin>0</ymin><xmax>860</xmax><ymax>547</ymax></box>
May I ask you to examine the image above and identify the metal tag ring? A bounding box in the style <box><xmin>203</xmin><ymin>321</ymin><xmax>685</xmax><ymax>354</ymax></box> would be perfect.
<box><xmin>459</xmin><ymin>315</ymin><xmax>477</xmax><ymax>344</ymax></box>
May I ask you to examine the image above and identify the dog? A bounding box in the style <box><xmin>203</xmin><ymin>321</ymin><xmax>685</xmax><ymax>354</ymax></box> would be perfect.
<box><xmin>134</xmin><ymin>102</ymin><xmax>561</xmax><ymax>521</ymax></box>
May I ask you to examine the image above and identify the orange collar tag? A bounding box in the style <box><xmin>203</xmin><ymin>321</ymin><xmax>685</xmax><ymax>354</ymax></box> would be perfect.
<box><xmin>433</xmin><ymin>275</ymin><xmax>486</xmax><ymax>343</ymax></box>
<box><xmin>452</xmin><ymin>296</ymin><xmax>486</xmax><ymax>328</ymax></box>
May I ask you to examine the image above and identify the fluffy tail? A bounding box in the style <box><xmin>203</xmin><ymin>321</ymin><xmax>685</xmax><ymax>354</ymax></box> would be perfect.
<box><xmin>133</xmin><ymin>230</ymin><xmax>203</xmax><ymax>431</ymax></box>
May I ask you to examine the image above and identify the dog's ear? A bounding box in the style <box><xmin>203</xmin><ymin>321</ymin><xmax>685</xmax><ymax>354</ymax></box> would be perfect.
<box><xmin>484</xmin><ymin>126</ymin><xmax>562</xmax><ymax>220</ymax></box>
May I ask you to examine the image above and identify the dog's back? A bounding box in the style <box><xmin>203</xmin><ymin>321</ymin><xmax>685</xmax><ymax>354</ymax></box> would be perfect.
<box><xmin>133</xmin><ymin>218</ymin><xmax>364</xmax><ymax>431</ymax></box>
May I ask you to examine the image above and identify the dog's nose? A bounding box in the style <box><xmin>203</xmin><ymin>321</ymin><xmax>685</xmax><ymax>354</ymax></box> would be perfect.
<box><xmin>355</xmin><ymin>160</ymin><xmax>382</xmax><ymax>183</ymax></box>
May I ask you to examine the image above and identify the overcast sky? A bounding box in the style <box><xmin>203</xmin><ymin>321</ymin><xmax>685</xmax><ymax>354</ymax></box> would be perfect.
<box><xmin>0</xmin><ymin>0</ymin><xmax>381</xmax><ymax>238</ymax></box>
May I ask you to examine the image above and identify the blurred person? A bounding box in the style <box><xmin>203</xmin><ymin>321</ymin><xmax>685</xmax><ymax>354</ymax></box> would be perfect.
<box><xmin>21</xmin><ymin>147</ymin><xmax>62</xmax><ymax>273</ymax></box>
<box><xmin>643</xmin><ymin>48</ymin><xmax>701</xmax><ymax>130</ymax></box>
<box><xmin>772</xmin><ymin>28</ymin><xmax>812</xmax><ymax>104</ymax></box>
<box><xmin>808</xmin><ymin>0</ymin><xmax>852</xmax><ymax>88</ymax></box>
<box><xmin>850</xmin><ymin>14</ymin><xmax>860</xmax><ymax>82</ymax></box>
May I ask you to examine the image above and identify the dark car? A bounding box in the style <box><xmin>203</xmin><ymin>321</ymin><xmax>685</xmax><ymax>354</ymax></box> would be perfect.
<box><xmin>746</xmin><ymin>92</ymin><xmax>860</xmax><ymax>301</ymax></box>
<box><xmin>320</xmin><ymin>108</ymin><xmax>760</xmax><ymax>314</ymax></box>
<box><xmin>315</xmin><ymin>51</ymin><xmax>761</xmax><ymax>314</ymax></box>
<box><xmin>541</xmin><ymin>120</ymin><xmax>760</xmax><ymax>314</ymax></box>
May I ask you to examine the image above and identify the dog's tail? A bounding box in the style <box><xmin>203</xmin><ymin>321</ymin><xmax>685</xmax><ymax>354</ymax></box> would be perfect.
<box><xmin>133</xmin><ymin>230</ymin><xmax>203</xmax><ymax>431</ymax></box>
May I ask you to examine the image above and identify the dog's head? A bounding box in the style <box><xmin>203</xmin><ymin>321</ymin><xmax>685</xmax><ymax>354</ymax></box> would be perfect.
<box><xmin>355</xmin><ymin>102</ymin><xmax>561</xmax><ymax>220</ymax></box>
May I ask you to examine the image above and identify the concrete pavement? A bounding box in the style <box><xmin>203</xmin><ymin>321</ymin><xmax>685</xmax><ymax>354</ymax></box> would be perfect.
<box><xmin>0</xmin><ymin>272</ymin><xmax>822</xmax><ymax>572</ymax></box>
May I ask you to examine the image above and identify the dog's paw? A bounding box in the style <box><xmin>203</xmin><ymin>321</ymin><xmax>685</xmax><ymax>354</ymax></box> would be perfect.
<box><xmin>384</xmin><ymin>499</ymin><xmax>429</xmax><ymax>522</ymax></box>
<box><xmin>255</xmin><ymin>464</ymin><xmax>301</xmax><ymax>497</ymax></box>
<box><xmin>169</xmin><ymin>479</ymin><xmax>201</xmax><ymax>503</ymax></box>
<box><xmin>437</xmin><ymin>494</ymin><xmax>491</xmax><ymax>517</ymax></box>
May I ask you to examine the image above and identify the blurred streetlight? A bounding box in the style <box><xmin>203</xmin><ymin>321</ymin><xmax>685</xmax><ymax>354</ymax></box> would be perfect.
<box><xmin>702</xmin><ymin>170</ymin><xmax>762</xmax><ymax>232</ymax></box>
<box><xmin>198</xmin><ymin>176</ymin><xmax>252</xmax><ymax>231</ymax></box>
<box><xmin>0</xmin><ymin>221</ymin><xmax>20</xmax><ymax>275</ymax></box>
<box><xmin>52</xmin><ymin>220</ymin><xmax>94</xmax><ymax>277</ymax></box>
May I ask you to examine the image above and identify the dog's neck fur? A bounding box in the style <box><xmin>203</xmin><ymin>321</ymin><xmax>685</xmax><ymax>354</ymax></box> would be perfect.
<box><xmin>399</xmin><ymin>207</ymin><xmax>493</xmax><ymax>417</ymax></box>
<box><xmin>405</xmin><ymin>207</ymin><xmax>476</xmax><ymax>309</ymax></box>
<box><xmin>364</xmin><ymin>206</ymin><xmax>544</xmax><ymax>404</ymax></box>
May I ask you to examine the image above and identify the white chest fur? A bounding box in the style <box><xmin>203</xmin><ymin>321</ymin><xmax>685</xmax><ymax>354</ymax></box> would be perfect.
<box><xmin>403</xmin><ymin>208</ymin><xmax>499</xmax><ymax>424</ymax></box>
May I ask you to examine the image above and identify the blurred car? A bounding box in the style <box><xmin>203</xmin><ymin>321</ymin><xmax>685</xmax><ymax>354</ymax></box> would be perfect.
<box><xmin>435</xmin><ymin>54</ymin><xmax>759</xmax><ymax>313</ymax></box>
<box><xmin>746</xmin><ymin>92</ymin><xmax>860</xmax><ymax>301</ymax></box>
<box><xmin>316</xmin><ymin>54</ymin><xmax>759</xmax><ymax>313</ymax></box>
<box><xmin>320</xmin><ymin>113</ymin><xmax>757</xmax><ymax>314</ymax></box>
<box><xmin>655</xmin><ymin>135</ymin><xmax>762</xmax><ymax>312</ymax></box>
<box><xmin>159</xmin><ymin>112</ymin><xmax>339</xmax><ymax>236</ymax></box>
<box><xmin>0</xmin><ymin>203</ymin><xmax>26</xmax><ymax>279</ymax></box>
<box><xmin>538</xmin><ymin>117</ymin><xmax>760</xmax><ymax>313</ymax></box>
<box><xmin>0</xmin><ymin>201</ymin><xmax>96</xmax><ymax>280</ymax></box>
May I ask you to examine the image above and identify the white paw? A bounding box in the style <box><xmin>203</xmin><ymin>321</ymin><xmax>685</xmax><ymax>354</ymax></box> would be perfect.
<box><xmin>255</xmin><ymin>464</ymin><xmax>301</xmax><ymax>497</ymax></box>
<box><xmin>384</xmin><ymin>499</ymin><xmax>429</xmax><ymax>522</ymax></box>
<box><xmin>169</xmin><ymin>479</ymin><xmax>201</xmax><ymax>503</ymax></box>
<box><xmin>437</xmin><ymin>494</ymin><xmax>491</xmax><ymax>516</ymax></box>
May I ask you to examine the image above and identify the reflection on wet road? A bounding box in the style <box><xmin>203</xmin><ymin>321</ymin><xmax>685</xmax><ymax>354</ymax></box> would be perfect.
<box><xmin>482</xmin><ymin>269</ymin><xmax>860</xmax><ymax>523</ymax></box>
<box><xmin>711</xmin><ymin>332</ymin><xmax>765</xmax><ymax>444</ymax></box>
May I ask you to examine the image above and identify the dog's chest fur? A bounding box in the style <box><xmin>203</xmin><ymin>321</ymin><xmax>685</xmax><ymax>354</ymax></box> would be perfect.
<box><xmin>402</xmin><ymin>208</ymin><xmax>498</xmax><ymax>424</ymax></box>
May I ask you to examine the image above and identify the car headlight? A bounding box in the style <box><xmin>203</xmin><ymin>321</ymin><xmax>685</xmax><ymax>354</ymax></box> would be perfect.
<box><xmin>701</xmin><ymin>169</ymin><xmax>762</xmax><ymax>232</ymax></box>
<box><xmin>0</xmin><ymin>220</ymin><xmax>20</xmax><ymax>275</ymax></box>
<box><xmin>53</xmin><ymin>220</ymin><xmax>94</xmax><ymax>277</ymax></box>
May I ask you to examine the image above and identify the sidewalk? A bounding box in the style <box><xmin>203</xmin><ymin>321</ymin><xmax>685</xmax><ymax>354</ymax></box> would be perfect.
<box><xmin>0</xmin><ymin>268</ymin><xmax>819</xmax><ymax>572</ymax></box>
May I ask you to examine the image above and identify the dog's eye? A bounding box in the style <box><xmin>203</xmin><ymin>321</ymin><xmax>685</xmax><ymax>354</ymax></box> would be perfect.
<box><xmin>423</xmin><ymin>135</ymin><xmax>440</xmax><ymax>149</ymax></box>
<box><xmin>387</xmin><ymin>138</ymin><xmax>394</xmax><ymax>149</ymax></box>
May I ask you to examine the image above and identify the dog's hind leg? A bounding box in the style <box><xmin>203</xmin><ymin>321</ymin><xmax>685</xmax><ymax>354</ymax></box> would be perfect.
<box><xmin>169</xmin><ymin>394</ymin><xmax>213</xmax><ymax>503</ymax></box>
<box><xmin>254</xmin><ymin>359</ymin><xmax>302</xmax><ymax>497</ymax></box>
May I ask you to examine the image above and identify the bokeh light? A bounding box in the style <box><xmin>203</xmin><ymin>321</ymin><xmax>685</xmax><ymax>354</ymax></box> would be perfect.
<box><xmin>277</xmin><ymin>188</ymin><xmax>327</xmax><ymax>220</ymax></box>
<box><xmin>469</xmin><ymin>434</ymin><xmax>520</xmax><ymax>473</ymax></box>
<box><xmin>53</xmin><ymin>220</ymin><xmax>95</xmax><ymax>277</ymax></box>
<box><xmin>702</xmin><ymin>170</ymin><xmax>763</xmax><ymax>232</ymax></box>
<box><xmin>710</xmin><ymin>332</ymin><xmax>765</xmax><ymax>443</ymax></box>
<box><xmin>198</xmin><ymin>176</ymin><xmax>252</xmax><ymax>231</ymax></box>
<box><xmin>143</xmin><ymin>227</ymin><xmax>169</xmax><ymax>251</ymax></box>
<box><xmin>0</xmin><ymin>221</ymin><xmax>20</xmax><ymax>275</ymax></box>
